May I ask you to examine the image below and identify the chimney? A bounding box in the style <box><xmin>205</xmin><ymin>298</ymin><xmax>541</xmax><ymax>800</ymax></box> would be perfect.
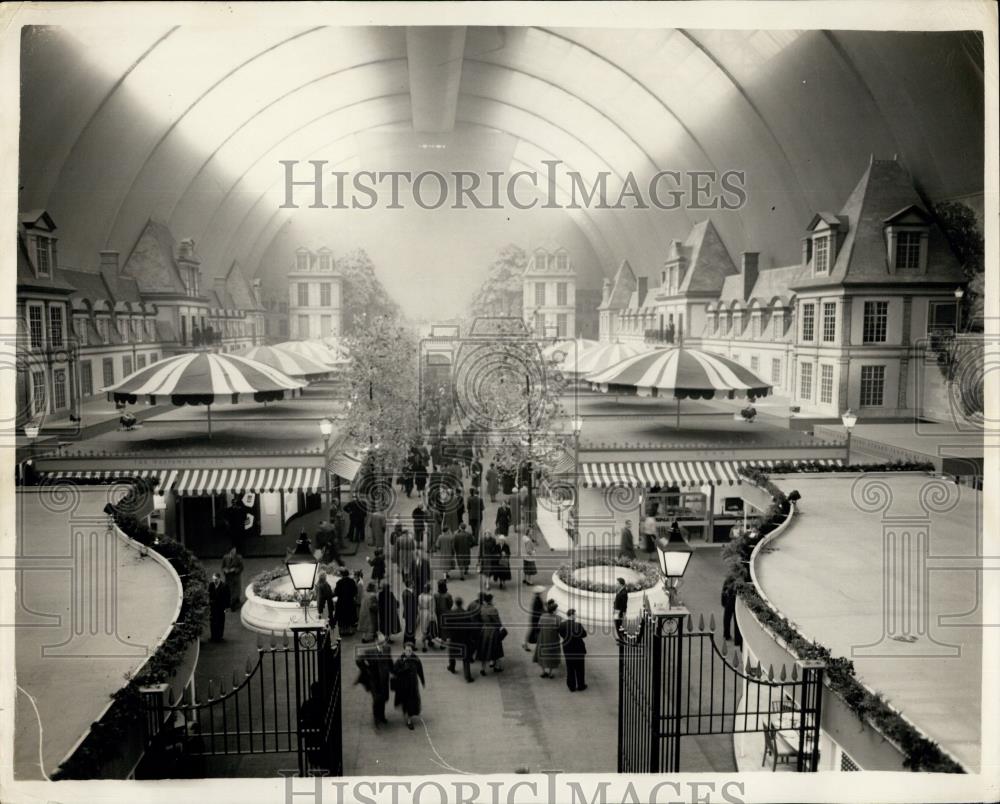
<box><xmin>99</xmin><ymin>250</ymin><xmax>120</xmax><ymax>274</ymax></box>
<box><xmin>801</xmin><ymin>237</ymin><xmax>812</xmax><ymax>268</ymax></box>
<box><xmin>741</xmin><ymin>252</ymin><xmax>759</xmax><ymax>300</ymax></box>
<box><xmin>636</xmin><ymin>276</ymin><xmax>648</xmax><ymax>307</ymax></box>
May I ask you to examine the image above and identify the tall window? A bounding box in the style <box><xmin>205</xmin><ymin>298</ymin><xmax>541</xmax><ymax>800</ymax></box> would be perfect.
<box><xmin>80</xmin><ymin>361</ymin><xmax>93</xmax><ymax>397</ymax></box>
<box><xmin>28</xmin><ymin>306</ymin><xmax>44</xmax><ymax>349</ymax></box>
<box><xmin>556</xmin><ymin>252</ymin><xmax>568</xmax><ymax>271</ymax></box>
<box><xmin>137</xmin><ymin>354</ymin><xmax>146</xmax><ymax>370</ymax></box>
<box><xmin>296</xmin><ymin>252</ymin><xmax>309</xmax><ymax>271</ymax></box>
<box><xmin>150</xmin><ymin>353</ymin><xmax>159</xmax><ymax>364</ymax></box>
<box><xmin>123</xmin><ymin>355</ymin><xmax>133</xmax><ymax>377</ymax></box>
<box><xmin>801</xmin><ymin>303</ymin><xmax>815</xmax><ymax>342</ymax></box>
<box><xmin>53</xmin><ymin>369</ymin><xmax>67</xmax><ymax>410</ymax></box>
<box><xmin>820</xmin><ymin>364</ymin><xmax>834</xmax><ymax>404</ymax></box>
<box><xmin>297</xmin><ymin>283</ymin><xmax>309</xmax><ymax>307</ymax></box>
<box><xmin>799</xmin><ymin>362</ymin><xmax>813</xmax><ymax>401</ymax></box>
<box><xmin>771</xmin><ymin>358</ymin><xmax>781</xmax><ymax>385</ymax></box>
<box><xmin>822</xmin><ymin>302</ymin><xmax>837</xmax><ymax>342</ymax></box>
<box><xmin>97</xmin><ymin>318</ymin><xmax>110</xmax><ymax>344</ymax></box>
<box><xmin>118</xmin><ymin>318</ymin><xmax>129</xmax><ymax>343</ymax></box>
<box><xmin>146</xmin><ymin>319</ymin><xmax>156</xmax><ymax>340</ymax></box>
<box><xmin>102</xmin><ymin>358</ymin><xmax>114</xmax><ymax>388</ymax></box>
<box><xmin>862</xmin><ymin>301</ymin><xmax>889</xmax><ymax>343</ymax></box>
<box><xmin>319</xmin><ymin>254</ymin><xmax>331</xmax><ymax>272</ymax></box>
<box><xmin>813</xmin><ymin>237</ymin><xmax>830</xmax><ymax>274</ymax></box>
<box><xmin>320</xmin><ymin>283</ymin><xmax>331</xmax><ymax>306</ymax></box>
<box><xmin>750</xmin><ymin>355</ymin><xmax>760</xmax><ymax>373</ymax></box>
<box><xmin>556</xmin><ymin>313</ymin><xmax>568</xmax><ymax>337</ymax></box>
<box><xmin>35</xmin><ymin>236</ymin><xmax>54</xmax><ymax>276</ymax></box>
<box><xmin>896</xmin><ymin>231</ymin><xmax>921</xmax><ymax>269</ymax></box>
<box><xmin>535</xmin><ymin>282</ymin><xmax>546</xmax><ymax>306</ymax></box>
<box><xmin>74</xmin><ymin>317</ymin><xmax>89</xmax><ymax>346</ymax></box>
<box><xmin>31</xmin><ymin>370</ymin><xmax>46</xmax><ymax>414</ymax></box>
<box><xmin>860</xmin><ymin>365</ymin><xmax>886</xmax><ymax>406</ymax></box>
<box><xmin>556</xmin><ymin>282</ymin><xmax>567</xmax><ymax>306</ymax></box>
<box><xmin>297</xmin><ymin>314</ymin><xmax>309</xmax><ymax>338</ymax></box>
<box><xmin>751</xmin><ymin>315</ymin><xmax>761</xmax><ymax>339</ymax></box>
<box><xmin>48</xmin><ymin>306</ymin><xmax>64</xmax><ymax>348</ymax></box>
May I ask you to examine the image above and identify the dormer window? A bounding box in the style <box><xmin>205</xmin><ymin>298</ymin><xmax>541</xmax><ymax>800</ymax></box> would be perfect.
<box><xmin>884</xmin><ymin>205</ymin><xmax>930</xmax><ymax>273</ymax></box>
<box><xmin>535</xmin><ymin>250</ymin><xmax>546</xmax><ymax>269</ymax></box>
<box><xmin>35</xmin><ymin>236</ymin><xmax>56</xmax><ymax>276</ymax></box>
<box><xmin>556</xmin><ymin>252</ymin><xmax>568</xmax><ymax>271</ymax></box>
<box><xmin>318</xmin><ymin>252</ymin><xmax>331</xmax><ymax>272</ymax></box>
<box><xmin>296</xmin><ymin>251</ymin><xmax>309</xmax><ymax>271</ymax></box>
<box><xmin>896</xmin><ymin>231</ymin><xmax>921</xmax><ymax>269</ymax></box>
<box><xmin>813</xmin><ymin>236</ymin><xmax>830</xmax><ymax>274</ymax></box>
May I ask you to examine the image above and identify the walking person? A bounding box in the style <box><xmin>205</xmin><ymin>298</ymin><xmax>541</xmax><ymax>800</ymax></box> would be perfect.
<box><xmin>367</xmin><ymin>548</ymin><xmax>386</xmax><ymax>584</ymax></box>
<box><xmin>442</xmin><ymin>596</ymin><xmax>475</xmax><ymax>682</ymax></box>
<box><xmin>377</xmin><ymin>579</ymin><xmax>402</xmax><ymax>643</ymax></box>
<box><xmin>344</xmin><ymin>495</ymin><xmax>367</xmax><ymax>544</ymax></box>
<box><xmin>618</xmin><ymin>519</ymin><xmax>636</xmax><ymax>560</ymax></box>
<box><xmin>466</xmin><ymin>488</ymin><xmax>485</xmax><ymax>541</ymax></box>
<box><xmin>521</xmin><ymin>531</ymin><xmax>538</xmax><ymax>585</ymax></box>
<box><xmin>412</xmin><ymin>502</ymin><xmax>426</xmax><ymax>547</ymax></box>
<box><xmin>433</xmin><ymin>579</ymin><xmax>453</xmax><ymax>646</ymax></box>
<box><xmin>355</xmin><ymin>632</ymin><xmax>393</xmax><ymax>727</ymax></box>
<box><xmin>470</xmin><ymin>457</ymin><xmax>483</xmax><ymax>493</ymax></box>
<box><xmin>453</xmin><ymin>524</ymin><xmax>472</xmax><ymax>579</ymax></box>
<box><xmin>411</xmin><ymin>547</ymin><xmax>432</xmax><ymax>597</ymax></box>
<box><xmin>435</xmin><ymin>526</ymin><xmax>456</xmax><ymax>579</ymax></box>
<box><xmin>494</xmin><ymin>535</ymin><xmax>512</xmax><ymax>590</ymax></box>
<box><xmin>485</xmin><ymin>462</ymin><xmax>500</xmax><ymax>503</ymax></box>
<box><xmin>392</xmin><ymin>643</ymin><xmax>426</xmax><ymax>730</ymax></box>
<box><xmin>333</xmin><ymin>568</ymin><xmax>358</xmax><ymax>635</ymax></box>
<box><xmin>533</xmin><ymin>599</ymin><xmax>562</xmax><ymax>678</ymax></box>
<box><xmin>401</xmin><ymin>580</ymin><xmax>418</xmax><ymax>645</ymax></box>
<box><xmin>366</xmin><ymin>507</ymin><xmax>387</xmax><ymax>550</ymax></box>
<box><xmin>416</xmin><ymin>583</ymin><xmax>437</xmax><ymax>652</ymax></box>
<box><xmin>558</xmin><ymin>608</ymin><xmax>588</xmax><ymax>692</ymax></box>
<box><xmin>208</xmin><ymin>572</ymin><xmax>229</xmax><ymax>642</ymax></box>
<box><xmin>358</xmin><ymin>582</ymin><xmax>378</xmax><ymax>642</ymax></box>
<box><xmin>477</xmin><ymin>593</ymin><xmax>506</xmax><ymax>675</ymax></box>
<box><xmin>613</xmin><ymin>577</ymin><xmax>629</xmax><ymax>633</ymax></box>
<box><xmin>494</xmin><ymin>499</ymin><xmax>511</xmax><ymax>537</ymax></box>
<box><xmin>721</xmin><ymin>577</ymin><xmax>742</xmax><ymax>646</ymax></box>
<box><xmin>479</xmin><ymin>531</ymin><xmax>498</xmax><ymax>591</ymax></box>
<box><xmin>641</xmin><ymin>513</ymin><xmax>658</xmax><ymax>554</ymax></box>
<box><xmin>396</xmin><ymin>529</ymin><xmax>417</xmax><ymax>585</ymax></box>
<box><xmin>522</xmin><ymin>585</ymin><xmax>545</xmax><ymax>651</ymax></box>
<box><xmin>315</xmin><ymin>571</ymin><xmax>335</xmax><ymax>622</ymax></box>
<box><xmin>221</xmin><ymin>546</ymin><xmax>244</xmax><ymax>611</ymax></box>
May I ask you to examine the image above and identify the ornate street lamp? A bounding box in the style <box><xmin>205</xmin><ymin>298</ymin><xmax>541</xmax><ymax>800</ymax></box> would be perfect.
<box><xmin>954</xmin><ymin>286</ymin><xmax>965</xmax><ymax>333</ymax></box>
<box><xmin>841</xmin><ymin>408</ymin><xmax>858</xmax><ymax>463</ymax></box>
<box><xmin>571</xmin><ymin>415</ymin><xmax>584</xmax><ymax>558</ymax></box>
<box><xmin>286</xmin><ymin>531</ymin><xmax>319</xmax><ymax>621</ymax></box>
<box><xmin>655</xmin><ymin>527</ymin><xmax>692</xmax><ymax>608</ymax></box>
<box><xmin>319</xmin><ymin>417</ymin><xmax>334</xmax><ymax>507</ymax></box>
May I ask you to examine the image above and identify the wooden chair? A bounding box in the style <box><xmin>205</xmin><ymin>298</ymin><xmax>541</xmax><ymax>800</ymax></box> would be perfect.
<box><xmin>762</xmin><ymin>724</ymin><xmax>798</xmax><ymax>771</ymax></box>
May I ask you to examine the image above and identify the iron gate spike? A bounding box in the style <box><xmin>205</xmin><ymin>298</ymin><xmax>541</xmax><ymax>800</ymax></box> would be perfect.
<box><xmin>720</xmin><ymin>640</ymin><xmax>728</xmax><ymax>657</ymax></box>
<box><xmin>686</xmin><ymin>613</ymin><xmax>693</xmax><ymax>630</ymax></box>
<box><xmin>708</xmin><ymin>613</ymin><xmax>716</xmax><ymax>632</ymax></box>
<box><xmin>698</xmin><ymin>613</ymin><xmax>705</xmax><ymax>631</ymax></box>
<box><xmin>232</xmin><ymin>669</ymin><xmax>238</xmax><ymax>688</ymax></box>
<box><xmin>208</xmin><ymin>679</ymin><xmax>215</xmax><ymax>700</ymax></box>
<box><xmin>282</xmin><ymin>632</ymin><xmax>289</xmax><ymax>648</ymax></box>
<box><xmin>768</xmin><ymin>664</ymin><xmax>775</xmax><ymax>680</ymax></box>
<box><xmin>791</xmin><ymin>665</ymin><xmax>798</xmax><ymax>681</ymax></box>
<box><xmin>733</xmin><ymin>647</ymin><xmax>741</xmax><ymax>669</ymax></box>
<box><xmin>780</xmin><ymin>665</ymin><xmax>787</xmax><ymax>681</ymax></box>
<box><xmin>166</xmin><ymin>687</ymin><xmax>175</xmax><ymax>706</ymax></box>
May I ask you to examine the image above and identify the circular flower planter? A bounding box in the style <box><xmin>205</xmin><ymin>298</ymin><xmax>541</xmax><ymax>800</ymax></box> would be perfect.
<box><xmin>240</xmin><ymin>569</ymin><xmax>321</xmax><ymax>636</ymax></box>
<box><xmin>545</xmin><ymin>560</ymin><xmax>664</xmax><ymax>628</ymax></box>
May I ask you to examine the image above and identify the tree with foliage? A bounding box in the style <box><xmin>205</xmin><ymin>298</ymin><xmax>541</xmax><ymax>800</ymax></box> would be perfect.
<box><xmin>343</xmin><ymin>313</ymin><xmax>420</xmax><ymax>477</ymax></box>
<box><xmin>934</xmin><ymin>201</ymin><xmax>984</xmax><ymax>330</ymax></box>
<box><xmin>468</xmin><ymin>244</ymin><xmax>528</xmax><ymax>321</ymax></box>
<box><xmin>337</xmin><ymin>248</ymin><xmax>401</xmax><ymax>335</ymax></box>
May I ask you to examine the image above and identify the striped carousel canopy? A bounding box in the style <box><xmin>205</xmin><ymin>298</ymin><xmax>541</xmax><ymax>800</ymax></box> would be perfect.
<box><xmin>275</xmin><ymin>340</ymin><xmax>350</xmax><ymax>367</ymax></box>
<box><xmin>560</xmin><ymin>342</ymin><xmax>645</xmax><ymax>377</ymax></box>
<box><xmin>585</xmin><ymin>347</ymin><xmax>772</xmax><ymax>400</ymax></box>
<box><xmin>101</xmin><ymin>351</ymin><xmax>305</xmax><ymax>403</ymax></box>
<box><xmin>541</xmin><ymin>337</ymin><xmax>600</xmax><ymax>361</ymax></box>
<box><xmin>244</xmin><ymin>345</ymin><xmax>332</xmax><ymax>379</ymax></box>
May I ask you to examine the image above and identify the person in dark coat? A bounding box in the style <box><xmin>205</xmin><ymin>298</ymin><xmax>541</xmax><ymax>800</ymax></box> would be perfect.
<box><xmin>355</xmin><ymin>633</ymin><xmax>393</xmax><ymax>726</ymax></box>
<box><xmin>479</xmin><ymin>531</ymin><xmax>498</xmax><ymax>590</ymax></box>
<box><xmin>333</xmin><ymin>568</ymin><xmax>358</xmax><ymax>635</ymax></box>
<box><xmin>485</xmin><ymin>462</ymin><xmax>500</xmax><ymax>502</ymax></box>
<box><xmin>412</xmin><ymin>503</ymin><xmax>426</xmax><ymax>545</ymax></box>
<box><xmin>466</xmin><ymin>488</ymin><xmax>485</xmax><ymax>540</ymax></box>
<box><xmin>411</xmin><ymin>547</ymin><xmax>432</xmax><ymax>596</ymax></box>
<box><xmin>522</xmin><ymin>586</ymin><xmax>545</xmax><ymax>651</ymax></box>
<box><xmin>208</xmin><ymin>572</ymin><xmax>229</xmax><ymax>641</ymax></box>
<box><xmin>392</xmin><ymin>643</ymin><xmax>426</xmax><ymax>729</ymax></box>
<box><xmin>315</xmin><ymin>571</ymin><xmax>335</xmax><ymax>622</ymax></box>
<box><xmin>344</xmin><ymin>496</ymin><xmax>367</xmax><ymax>543</ymax></box>
<box><xmin>433</xmin><ymin>579</ymin><xmax>453</xmax><ymax>640</ymax></box>
<box><xmin>377</xmin><ymin>580</ymin><xmax>402</xmax><ymax>642</ymax></box>
<box><xmin>442</xmin><ymin>596</ymin><xmax>475</xmax><ymax>682</ymax></box>
<box><xmin>558</xmin><ymin>608</ymin><xmax>588</xmax><ymax>692</ymax></box>
<box><xmin>476</xmin><ymin>594</ymin><xmax>505</xmax><ymax>675</ymax></box>
<box><xmin>414</xmin><ymin>462</ymin><xmax>427</xmax><ymax>498</ymax></box>
<box><xmin>395</xmin><ymin>531</ymin><xmax>417</xmax><ymax>585</ymax></box>
<box><xmin>221</xmin><ymin>547</ymin><xmax>244</xmax><ymax>611</ymax></box>
<box><xmin>494</xmin><ymin>500</ymin><xmax>511</xmax><ymax>537</ymax></box>
<box><xmin>618</xmin><ymin>519</ymin><xmax>636</xmax><ymax>560</ymax></box>
<box><xmin>401</xmin><ymin>580</ymin><xmax>418</xmax><ymax>645</ymax></box>
<box><xmin>721</xmin><ymin>577</ymin><xmax>742</xmax><ymax>646</ymax></box>
<box><xmin>435</xmin><ymin>527</ymin><xmax>455</xmax><ymax>578</ymax></box>
<box><xmin>367</xmin><ymin>548</ymin><xmax>386</xmax><ymax>583</ymax></box>
<box><xmin>453</xmin><ymin>525</ymin><xmax>472</xmax><ymax>579</ymax></box>
<box><xmin>470</xmin><ymin>458</ymin><xmax>483</xmax><ymax>492</ymax></box>
<box><xmin>613</xmin><ymin>577</ymin><xmax>629</xmax><ymax>633</ymax></box>
<box><xmin>493</xmin><ymin>535</ymin><xmax>512</xmax><ymax>589</ymax></box>
<box><xmin>534</xmin><ymin>599</ymin><xmax>562</xmax><ymax>677</ymax></box>
<box><xmin>367</xmin><ymin>509</ymin><xmax>387</xmax><ymax>549</ymax></box>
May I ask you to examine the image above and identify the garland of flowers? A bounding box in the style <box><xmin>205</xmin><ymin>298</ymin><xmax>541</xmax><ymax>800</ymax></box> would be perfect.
<box><xmin>52</xmin><ymin>505</ymin><xmax>209</xmax><ymax>780</ymax></box>
<box><xmin>725</xmin><ymin>464</ymin><xmax>962</xmax><ymax>773</ymax></box>
<box><xmin>557</xmin><ymin>556</ymin><xmax>660</xmax><ymax>594</ymax></box>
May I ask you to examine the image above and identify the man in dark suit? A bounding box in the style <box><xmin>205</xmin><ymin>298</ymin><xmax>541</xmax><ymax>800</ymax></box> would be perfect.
<box><xmin>442</xmin><ymin>596</ymin><xmax>476</xmax><ymax>682</ymax></box>
<box><xmin>618</xmin><ymin>519</ymin><xmax>636</xmax><ymax>560</ymax></box>
<box><xmin>344</xmin><ymin>495</ymin><xmax>367</xmax><ymax>544</ymax></box>
<box><xmin>721</xmin><ymin>577</ymin><xmax>742</xmax><ymax>646</ymax></box>
<box><xmin>558</xmin><ymin>609</ymin><xmax>588</xmax><ymax>692</ymax></box>
<box><xmin>355</xmin><ymin>632</ymin><xmax>393</xmax><ymax>726</ymax></box>
<box><xmin>466</xmin><ymin>488</ymin><xmax>485</xmax><ymax>540</ymax></box>
<box><xmin>208</xmin><ymin>572</ymin><xmax>229</xmax><ymax>641</ymax></box>
<box><xmin>613</xmin><ymin>577</ymin><xmax>629</xmax><ymax>633</ymax></box>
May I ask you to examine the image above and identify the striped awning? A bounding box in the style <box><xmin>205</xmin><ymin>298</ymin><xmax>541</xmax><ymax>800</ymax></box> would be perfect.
<box><xmin>582</xmin><ymin>458</ymin><xmax>844</xmax><ymax>488</ymax></box>
<box><xmin>329</xmin><ymin>452</ymin><xmax>363</xmax><ymax>481</ymax></box>
<box><xmin>40</xmin><ymin>468</ymin><xmax>176</xmax><ymax>494</ymax></box>
<box><xmin>173</xmin><ymin>467</ymin><xmax>322</xmax><ymax>495</ymax></box>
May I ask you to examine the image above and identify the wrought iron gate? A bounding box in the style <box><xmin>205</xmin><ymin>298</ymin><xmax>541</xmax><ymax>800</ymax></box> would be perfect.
<box><xmin>139</xmin><ymin>625</ymin><xmax>342</xmax><ymax>777</ymax></box>
<box><xmin>619</xmin><ymin>599</ymin><xmax>824</xmax><ymax>773</ymax></box>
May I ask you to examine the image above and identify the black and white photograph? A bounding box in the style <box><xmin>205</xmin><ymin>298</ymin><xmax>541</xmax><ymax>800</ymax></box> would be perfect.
<box><xmin>1</xmin><ymin>2</ymin><xmax>997</xmax><ymax>803</ymax></box>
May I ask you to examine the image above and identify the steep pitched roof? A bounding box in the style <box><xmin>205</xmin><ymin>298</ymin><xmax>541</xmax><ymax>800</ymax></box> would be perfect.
<box><xmin>121</xmin><ymin>219</ymin><xmax>188</xmax><ymax>294</ymax></box>
<box><xmin>677</xmin><ymin>220</ymin><xmax>738</xmax><ymax>294</ymax></box>
<box><xmin>225</xmin><ymin>261</ymin><xmax>262</xmax><ymax>310</ymax></box>
<box><xmin>57</xmin><ymin>267</ymin><xmax>112</xmax><ymax>302</ymax></box>
<box><xmin>16</xmin><ymin>233</ymin><xmax>75</xmax><ymax>292</ymax></box>
<box><xmin>600</xmin><ymin>259</ymin><xmax>636</xmax><ymax>310</ymax></box>
<box><xmin>791</xmin><ymin>159</ymin><xmax>964</xmax><ymax>289</ymax></box>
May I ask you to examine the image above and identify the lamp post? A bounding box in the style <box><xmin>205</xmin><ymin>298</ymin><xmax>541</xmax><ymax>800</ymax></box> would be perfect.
<box><xmin>841</xmin><ymin>408</ymin><xmax>857</xmax><ymax>464</ymax></box>
<box><xmin>286</xmin><ymin>531</ymin><xmax>319</xmax><ymax>622</ymax></box>
<box><xmin>319</xmin><ymin>417</ymin><xmax>334</xmax><ymax>510</ymax></box>
<box><xmin>571</xmin><ymin>415</ymin><xmax>584</xmax><ymax>559</ymax></box>
<box><xmin>654</xmin><ymin>527</ymin><xmax>692</xmax><ymax>609</ymax></box>
<box><xmin>954</xmin><ymin>286</ymin><xmax>965</xmax><ymax>334</ymax></box>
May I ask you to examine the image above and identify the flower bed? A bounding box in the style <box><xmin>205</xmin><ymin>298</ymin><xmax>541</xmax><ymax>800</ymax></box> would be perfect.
<box><xmin>556</xmin><ymin>556</ymin><xmax>660</xmax><ymax>594</ymax></box>
<box><xmin>250</xmin><ymin>563</ymin><xmax>339</xmax><ymax>604</ymax></box>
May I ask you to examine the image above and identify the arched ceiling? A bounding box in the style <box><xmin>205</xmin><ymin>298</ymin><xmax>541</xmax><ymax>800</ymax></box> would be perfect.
<box><xmin>19</xmin><ymin>25</ymin><xmax>984</xmax><ymax>288</ymax></box>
